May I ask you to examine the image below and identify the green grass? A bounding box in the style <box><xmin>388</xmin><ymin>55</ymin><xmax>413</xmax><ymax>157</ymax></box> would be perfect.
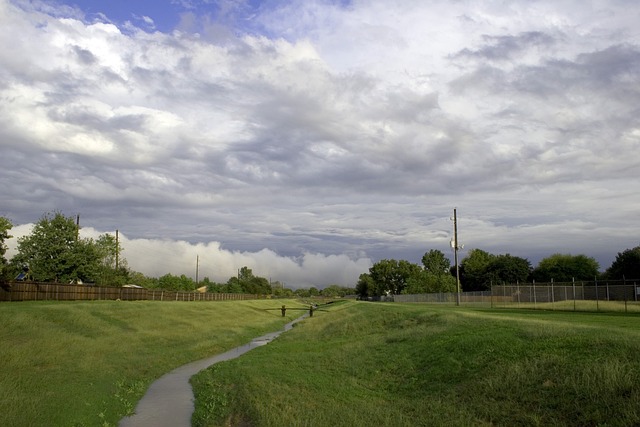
<box><xmin>5</xmin><ymin>299</ymin><xmax>640</xmax><ymax>427</ymax></box>
<box><xmin>0</xmin><ymin>299</ymin><xmax>304</xmax><ymax>427</ymax></box>
<box><xmin>192</xmin><ymin>301</ymin><xmax>640</xmax><ymax>427</ymax></box>
<box><xmin>495</xmin><ymin>299</ymin><xmax>640</xmax><ymax>313</ymax></box>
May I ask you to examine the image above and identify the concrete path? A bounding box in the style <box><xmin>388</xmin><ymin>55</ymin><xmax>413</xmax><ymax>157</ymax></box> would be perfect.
<box><xmin>119</xmin><ymin>315</ymin><xmax>306</xmax><ymax>427</ymax></box>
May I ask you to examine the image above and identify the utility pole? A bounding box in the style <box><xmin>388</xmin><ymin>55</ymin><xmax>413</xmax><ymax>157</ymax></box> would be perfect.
<box><xmin>76</xmin><ymin>214</ymin><xmax>80</xmax><ymax>242</ymax></box>
<box><xmin>195</xmin><ymin>255</ymin><xmax>199</xmax><ymax>285</ymax></box>
<box><xmin>452</xmin><ymin>208</ymin><xmax>462</xmax><ymax>306</ymax></box>
<box><xmin>115</xmin><ymin>229</ymin><xmax>119</xmax><ymax>271</ymax></box>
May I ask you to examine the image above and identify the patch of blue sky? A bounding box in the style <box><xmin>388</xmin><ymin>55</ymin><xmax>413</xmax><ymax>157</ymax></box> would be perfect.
<box><xmin>76</xmin><ymin>0</ymin><xmax>186</xmax><ymax>31</ymax></box>
<box><xmin>50</xmin><ymin>0</ymin><xmax>353</xmax><ymax>39</ymax></box>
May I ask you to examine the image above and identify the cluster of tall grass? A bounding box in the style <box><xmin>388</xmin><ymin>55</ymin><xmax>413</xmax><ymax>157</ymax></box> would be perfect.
<box><xmin>0</xmin><ymin>299</ymin><xmax>303</xmax><ymax>427</ymax></box>
<box><xmin>192</xmin><ymin>302</ymin><xmax>640</xmax><ymax>426</ymax></box>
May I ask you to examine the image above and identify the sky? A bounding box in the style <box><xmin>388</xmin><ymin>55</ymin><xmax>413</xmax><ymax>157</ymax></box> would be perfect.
<box><xmin>1</xmin><ymin>0</ymin><xmax>639</xmax><ymax>287</ymax></box>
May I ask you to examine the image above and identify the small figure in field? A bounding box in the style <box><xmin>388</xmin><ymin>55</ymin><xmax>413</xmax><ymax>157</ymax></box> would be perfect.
<box><xmin>281</xmin><ymin>305</ymin><xmax>286</xmax><ymax>317</ymax></box>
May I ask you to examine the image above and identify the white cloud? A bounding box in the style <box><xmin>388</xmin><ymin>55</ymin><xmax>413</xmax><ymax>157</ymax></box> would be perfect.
<box><xmin>4</xmin><ymin>225</ymin><xmax>371</xmax><ymax>287</ymax></box>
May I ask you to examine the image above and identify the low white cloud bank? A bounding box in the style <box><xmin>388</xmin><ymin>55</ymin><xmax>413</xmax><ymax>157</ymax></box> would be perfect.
<box><xmin>4</xmin><ymin>225</ymin><xmax>371</xmax><ymax>288</ymax></box>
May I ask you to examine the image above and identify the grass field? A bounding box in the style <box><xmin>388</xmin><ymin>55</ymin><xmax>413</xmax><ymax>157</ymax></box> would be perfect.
<box><xmin>494</xmin><ymin>299</ymin><xmax>640</xmax><ymax>313</ymax></box>
<box><xmin>192</xmin><ymin>301</ymin><xmax>640</xmax><ymax>426</ymax></box>
<box><xmin>0</xmin><ymin>299</ymin><xmax>305</xmax><ymax>427</ymax></box>
<box><xmin>4</xmin><ymin>299</ymin><xmax>640</xmax><ymax>427</ymax></box>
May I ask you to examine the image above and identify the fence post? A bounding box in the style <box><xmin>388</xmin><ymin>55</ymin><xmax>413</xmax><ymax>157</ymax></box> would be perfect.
<box><xmin>550</xmin><ymin>279</ymin><xmax>554</xmax><ymax>309</ymax></box>
<box><xmin>595</xmin><ymin>277</ymin><xmax>599</xmax><ymax>312</ymax></box>
<box><xmin>572</xmin><ymin>278</ymin><xmax>576</xmax><ymax>311</ymax></box>
<box><xmin>533</xmin><ymin>280</ymin><xmax>537</xmax><ymax>308</ymax></box>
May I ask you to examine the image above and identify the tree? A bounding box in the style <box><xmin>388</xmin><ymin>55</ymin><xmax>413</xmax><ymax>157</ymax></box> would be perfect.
<box><xmin>403</xmin><ymin>269</ymin><xmax>456</xmax><ymax>294</ymax></box>
<box><xmin>0</xmin><ymin>217</ymin><xmax>12</xmax><ymax>280</ymax></box>
<box><xmin>356</xmin><ymin>273</ymin><xmax>374</xmax><ymax>298</ymax></box>
<box><xmin>128</xmin><ymin>271</ymin><xmax>154</xmax><ymax>288</ymax></box>
<box><xmin>321</xmin><ymin>284</ymin><xmax>356</xmax><ymax>297</ymax></box>
<box><xmin>245</xmin><ymin>276</ymin><xmax>271</xmax><ymax>294</ymax></box>
<box><xmin>605</xmin><ymin>246</ymin><xmax>640</xmax><ymax>280</ymax></box>
<box><xmin>485</xmin><ymin>254</ymin><xmax>531</xmax><ymax>285</ymax></box>
<box><xmin>11</xmin><ymin>212</ymin><xmax>101</xmax><ymax>283</ymax></box>
<box><xmin>272</xmin><ymin>283</ymin><xmax>294</xmax><ymax>297</ymax></box>
<box><xmin>225</xmin><ymin>266</ymin><xmax>271</xmax><ymax>294</ymax></box>
<box><xmin>401</xmin><ymin>249</ymin><xmax>457</xmax><ymax>294</ymax></box>
<box><xmin>321</xmin><ymin>285</ymin><xmax>341</xmax><ymax>298</ymax></box>
<box><xmin>157</xmin><ymin>273</ymin><xmax>195</xmax><ymax>291</ymax></box>
<box><xmin>225</xmin><ymin>277</ymin><xmax>243</xmax><ymax>293</ymax></box>
<box><xmin>368</xmin><ymin>259</ymin><xmax>421</xmax><ymax>296</ymax></box>
<box><xmin>459</xmin><ymin>249</ymin><xmax>496</xmax><ymax>291</ymax></box>
<box><xmin>94</xmin><ymin>233</ymin><xmax>129</xmax><ymax>285</ymax></box>
<box><xmin>532</xmin><ymin>253</ymin><xmax>600</xmax><ymax>282</ymax></box>
<box><xmin>421</xmin><ymin>249</ymin><xmax>451</xmax><ymax>275</ymax></box>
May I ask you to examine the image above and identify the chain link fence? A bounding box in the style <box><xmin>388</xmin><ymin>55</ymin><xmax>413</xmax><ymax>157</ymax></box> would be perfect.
<box><xmin>491</xmin><ymin>279</ymin><xmax>640</xmax><ymax>312</ymax></box>
<box><xmin>394</xmin><ymin>280</ymin><xmax>640</xmax><ymax>313</ymax></box>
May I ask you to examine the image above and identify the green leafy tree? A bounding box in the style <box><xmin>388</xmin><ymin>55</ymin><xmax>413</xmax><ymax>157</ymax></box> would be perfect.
<box><xmin>605</xmin><ymin>246</ymin><xmax>640</xmax><ymax>280</ymax></box>
<box><xmin>422</xmin><ymin>249</ymin><xmax>451</xmax><ymax>275</ymax></box>
<box><xmin>321</xmin><ymin>285</ymin><xmax>340</xmax><ymax>297</ymax></box>
<box><xmin>272</xmin><ymin>285</ymin><xmax>294</xmax><ymax>297</ymax></box>
<box><xmin>11</xmin><ymin>212</ymin><xmax>102</xmax><ymax>283</ymax></box>
<box><xmin>294</xmin><ymin>288</ymin><xmax>311</xmax><ymax>297</ymax></box>
<box><xmin>93</xmin><ymin>233</ymin><xmax>129</xmax><ymax>286</ymax></box>
<box><xmin>368</xmin><ymin>259</ymin><xmax>421</xmax><ymax>296</ymax></box>
<box><xmin>403</xmin><ymin>269</ymin><xmax>457</xmax><ymax>294</ymax></box>
<box><xmin>158</xmin><ymin>273</ymin><xmax>195</xmax><ymax>291</ymax></box>
<box><xmin>0</xmin><ymin>217</ymin><xmax>12</xmax><ymax>280</ymax></box>
<box><xmin>203</xmin><ymin>277</ymin><xmax>225</xmax><ymax>293</ymax></box>
<box><xmin>225</xmin><ymin>277</ymin><xmax>244</xmax><ymax>293</ymax></box>
<box><xmin>356</xmin><ymin>273</ymin><xmax>374</xmax><ymax>298</ymax></box>
<box><xmin>532</xmin><ymin>253</ymin><xmax>600</xmax><ymax>282</ymax></box>
<box><xmin>485</xmin><ymin>254</ymin><xmax>531</xmax><ymax>285</ymax></box>
<box><xmin>321</xmin><ymin>285</ymin><xmax>355</xmax><ymax>297</ymax></box>
<box><xmin>402</xmin><ymin>250</ymin><xmax>456</xmax><ymax>294</ymax></box>
<box><xmin>459</xmin><ymin>249</ymin><xmax>496</xmax><ymax>291</ymax></box>
<box><xmin>128</xmin><ymin>271</ymin><xmax>154</xmax><ymax>288</ymax></box>
<box><xmin>226</xmin><ymin>266</ymin><xmax>271</xmax><ymax>294</ymax></box>
<box><xmin>245</xmin><ymin>276</ymin><xmax>271</xmax><ymax>294</ymax></box>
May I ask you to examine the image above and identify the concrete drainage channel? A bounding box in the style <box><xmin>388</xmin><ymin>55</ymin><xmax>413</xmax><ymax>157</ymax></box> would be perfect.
<box><xmin>119</xmin><ymin>314</ymin><xmax>308</xmax><ymax>427</ymax></box>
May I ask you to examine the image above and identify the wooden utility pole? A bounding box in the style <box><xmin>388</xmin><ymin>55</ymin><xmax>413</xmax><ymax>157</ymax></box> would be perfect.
<box><xmin>195</xmin><ymin>255</ymin><xmax>199</xmax><ymax>285</ymax></box>
<box><xmin>115</xmin><ymin>230</ymin><xmax>119</xmax><ymax>271</ymax></box>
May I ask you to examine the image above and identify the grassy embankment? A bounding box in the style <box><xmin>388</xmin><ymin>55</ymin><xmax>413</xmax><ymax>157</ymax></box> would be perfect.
<box><xmin>0</xmin><ymin>299</ymin><xmax>305</xmax><ymax>427</ymax></box>
<box><xmin>192</xmin><ymin>301</ymin><xmax>640</xmax><ymax>427</ymax></box>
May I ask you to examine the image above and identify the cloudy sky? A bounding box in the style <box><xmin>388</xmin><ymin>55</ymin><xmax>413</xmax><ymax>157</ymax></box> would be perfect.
<box><xmin>1</xmin><ymin>0</ymin><xmax>639</xmax><ymax>287</ymax></box>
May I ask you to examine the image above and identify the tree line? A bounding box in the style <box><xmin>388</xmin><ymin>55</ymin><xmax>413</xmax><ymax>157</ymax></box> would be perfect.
<box><xmin>356</xmin><ymin>247</ymin><xmax>640</xmax><ymax>298</ymax></box>
<box><xmin>0</xmin><ymin>212</ymin><xmax>355</xmax><ymax>296</ymax></box>
<box><xmin>2</xmin><ymin>212</ymin><xmax>637</xmax><ymax>298</ymax></box>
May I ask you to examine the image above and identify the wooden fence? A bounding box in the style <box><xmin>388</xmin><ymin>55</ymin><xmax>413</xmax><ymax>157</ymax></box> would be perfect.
<box><xmin>0</xmin><ymin>282</ymin><xmax>261</xmax><ymax>302</ymax></box>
